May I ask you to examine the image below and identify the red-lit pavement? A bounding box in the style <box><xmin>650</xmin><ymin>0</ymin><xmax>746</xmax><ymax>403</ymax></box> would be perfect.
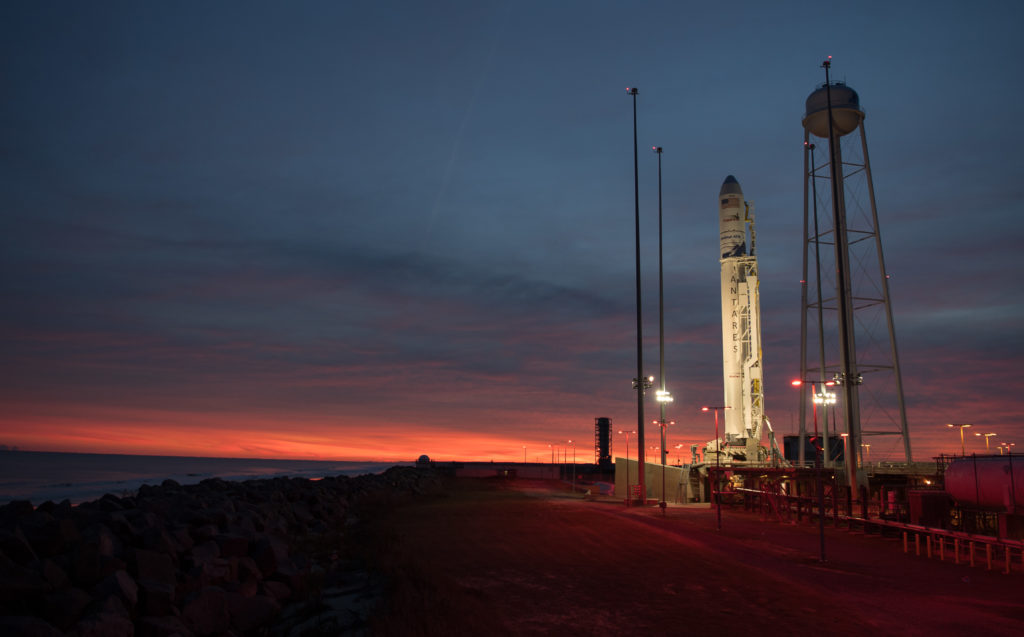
<box><xmin>361</xmin><ymin>479</ymin><xmax>1024</xmax><ymax>635</ymax></box>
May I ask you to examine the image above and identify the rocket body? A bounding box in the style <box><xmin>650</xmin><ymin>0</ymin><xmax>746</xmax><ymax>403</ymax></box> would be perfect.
<box><xmin>719</xmin><ymin>176</ymin><xmax>746</xmax><ymax>259</ymax></box>
<box><xmin>718</xmin><ymin>176</ymin><xmax>764</xmax><ymax>444</ymax></box>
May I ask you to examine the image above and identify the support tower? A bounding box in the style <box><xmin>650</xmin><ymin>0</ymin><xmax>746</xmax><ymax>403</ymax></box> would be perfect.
<box><xmin>799</xmin><ymin>63</ymin><xmax>912</xmax><ymax>494</ymax></box>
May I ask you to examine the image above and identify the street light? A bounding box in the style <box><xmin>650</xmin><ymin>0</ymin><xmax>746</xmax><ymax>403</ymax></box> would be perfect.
<box><xmin>523</xmin><ymin>445</ymin><xmax>527</xmax><ymax>463</ymax></box>
<box><xmin>568</xmin><ymin>439</ymin><xmax>576</xmax><ymax>493</ymax></box>
<box><xmin>860</xmin><ymin>443</ymin><xmax>870</xmax><ymax>466</ymax></box>
<box><xmin>791</xmin><ymin>379</ymin><xmax>833</xmax><ymax>562</ymax></box>
<box><xmin>947</xmin><ymin>423</ymin><xmax>973</xmax><ymax>456</ymax></box>
<box><xmin>975</xmin><ymin>432</ymin><xmax>997</xmax><ymax>452</ymax></box>
<box><xmin>701</xmin><ymin>405</ymin><xmax>731</xmax><ymax>531</ymax></box>
<box><xmin>618</xmin><ymin>429</ymin><xmax>636</xmax><ymax>504</ymax></box>
<box><xmin>652</xmin><ymin>418</ymin><xmax>675</xmax><ymax>513</ymax></box>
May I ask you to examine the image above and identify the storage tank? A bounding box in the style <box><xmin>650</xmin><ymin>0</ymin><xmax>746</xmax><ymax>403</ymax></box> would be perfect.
<box><xmin>944</xmin><ymin>455</ymin><xmax>1024</xmax><ymax>510</ymax></box>
<box><xmin>802</xmin><ymin>82</ymin><xmax>864</xmax><ymax>138</ymax></box>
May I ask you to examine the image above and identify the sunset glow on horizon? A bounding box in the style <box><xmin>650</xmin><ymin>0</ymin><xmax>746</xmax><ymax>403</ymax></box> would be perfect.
<box><xmin>2</xmin><ymin>3</ymin><xmax>1021</xmax><ymax>466</ymax></box>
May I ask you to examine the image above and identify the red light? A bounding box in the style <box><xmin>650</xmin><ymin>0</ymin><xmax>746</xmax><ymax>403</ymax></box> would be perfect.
<box><xmin>701</xmin><ymin>407</ymin><xmax>710</xmax><ymax>412</ymax></box>
<box><xmin>791</xmin><ymin>380</ymin><xmax>803</xmax><ymax>386</ymax></box>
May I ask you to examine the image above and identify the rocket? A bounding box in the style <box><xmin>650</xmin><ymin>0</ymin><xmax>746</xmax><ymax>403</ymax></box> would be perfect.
<box><xmin>718</xmin><ymin>176</ymin><xmax>765</xmax><ymax>453</ymax></box>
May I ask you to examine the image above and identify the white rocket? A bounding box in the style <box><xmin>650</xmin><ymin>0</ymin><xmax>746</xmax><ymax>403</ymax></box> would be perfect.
<box><xmin>718</xmin><ymin>176</ymin><xmax>765</xmax><ymax>459</ymax></box>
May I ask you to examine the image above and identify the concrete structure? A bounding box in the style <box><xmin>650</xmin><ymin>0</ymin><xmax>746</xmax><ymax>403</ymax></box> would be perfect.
<box><xmin>614</xmin><ymin>457</ymin><xmax>695</xmax><ymax>504</ymax></box>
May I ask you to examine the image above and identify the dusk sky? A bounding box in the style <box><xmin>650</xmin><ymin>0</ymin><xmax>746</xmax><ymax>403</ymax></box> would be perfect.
<box><xmin>2</xmin><ymin>1</ymin><xmax>1022</xmax><ymax>463</ymax></box>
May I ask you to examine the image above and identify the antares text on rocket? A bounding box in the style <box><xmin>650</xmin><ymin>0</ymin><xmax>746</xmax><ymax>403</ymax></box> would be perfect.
<box><xmin>717</xmin><ymin>176</ymin><xmax>766</xmax><ymax>457</ymax></box>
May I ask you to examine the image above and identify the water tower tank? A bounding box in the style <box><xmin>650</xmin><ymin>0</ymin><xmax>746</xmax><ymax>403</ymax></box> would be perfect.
<box><xmin>802</xmin><ymin>82</ymin><xmax>864</xmax><ymax>138</ymax></box>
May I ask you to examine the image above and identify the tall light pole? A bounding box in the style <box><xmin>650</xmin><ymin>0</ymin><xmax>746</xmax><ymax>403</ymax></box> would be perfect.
<box><xmin>947</xmin><ymin>423</ymin><xmax>973</xmax><ymax>456</ymax></box>
<box><xmin>627</xmin><ymin>86</ymin><xmax>647</xmax><ymax>504</ymax></box>
<box><xmin>618</xmin><ymin>429</ymin><xmax>635</xmax><ymax>505</ymax></box>
<box><xmin>702</xmin><ymin>406</ymin><xmax>730</xmax><ymax>531</ymax></box>
<box><xmin>975</xmin><ymin>432</ymin><xmax>997</xmax><ymax>452</ymax></box>
<box><xmin>653</xmin><ymin>145</ymin><xmax>673</xmax><ymax>470</ymax></box>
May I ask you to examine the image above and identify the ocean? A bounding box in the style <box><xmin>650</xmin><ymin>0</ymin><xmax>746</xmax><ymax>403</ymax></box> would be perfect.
<box><xmin>0</xmin><ymin>451</ymin><xmax>406</xmax><ymax>506</ymax></box>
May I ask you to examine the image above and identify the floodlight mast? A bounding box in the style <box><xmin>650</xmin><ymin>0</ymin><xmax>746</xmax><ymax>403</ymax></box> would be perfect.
<box><xmin>627</xmin><ymin>86</ymin><xmax>646</xmax><ymax>504</ymax></box>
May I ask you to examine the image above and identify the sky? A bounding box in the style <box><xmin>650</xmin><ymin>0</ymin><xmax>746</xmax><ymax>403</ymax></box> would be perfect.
<box><xmin>2</xmin><ymin>1</ymin><xmax>1022</xmax><ymax>463</ymax></box>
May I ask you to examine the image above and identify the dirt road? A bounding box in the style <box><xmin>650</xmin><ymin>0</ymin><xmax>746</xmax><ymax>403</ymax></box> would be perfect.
<box><xmin>359</xmin><ymin>479</ymin><xmax>1024</xmax><ymax>636</ymax></box>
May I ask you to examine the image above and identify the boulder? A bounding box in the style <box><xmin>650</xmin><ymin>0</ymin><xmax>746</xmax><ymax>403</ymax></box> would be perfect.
<box><xmin>0</xmin><ymin>616</ymin><xmax>63</xmax><ymax>637</ymax></box>
<box><xmin>181</xmin><ymin>586</ymin><xmax>229</xmax><ymax>637</ymax></box>
<box><xmin>67</xmin><ymin>611</ymin><xmax>134</xmax><ymax>637</ymax></box>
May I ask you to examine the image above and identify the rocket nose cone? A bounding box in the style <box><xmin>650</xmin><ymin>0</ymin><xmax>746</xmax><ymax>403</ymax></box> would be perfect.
<box><xmin>720</xmin><ymin>175</ymin><xmax>743</xmax><ymax>197</ymax></box>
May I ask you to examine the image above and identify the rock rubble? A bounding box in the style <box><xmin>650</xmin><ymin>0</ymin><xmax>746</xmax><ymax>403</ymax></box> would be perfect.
<box><xmin>0</xmin><ymin>466</ymin><xmax>442</xmax><ymax>636</ymax></box>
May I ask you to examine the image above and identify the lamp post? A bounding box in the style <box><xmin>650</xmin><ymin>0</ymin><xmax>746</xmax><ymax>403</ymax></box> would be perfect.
<box><xmin>618</xmin><ymin>429</ymin><xmax>635</xmax><ymax>505</ymax></box>
<box><xmin>523</xmin><ymin>445</ymin><xmax>527</xmax><ymax>463</ymax></box>
<box><xmin>860</xmin><ymin>443</ymin><xmax>870</xmax><ymax>466</ymax></box>
<box><xmin>674</xmin><ymin>443</ymin><xmax>684</xmax><ymax>465</ymax></box>
<box><xmin>975</xmin><ymin>432</ymin><xmax>997</xmax><ymax>452</ymax></box>
<box><xmin>701</xmin><ymin>405</ymin><xmax>730</xmax><ymax>531</ymax></box>
<box><xmin>652</xmin><ymin>418</ymin><xmax>674</xmax><ymax>513</ymax></box>
<box><xmin>947</xmin><ymin>423</ymin><xmax>973</xmax><ymax>456</ymax></box>
<box><xmin>569</xmin><ymin>439</ymin><xmax>576</xmax><ymax>493</ymax></box>
<box><xmin>791</xmin><ymin>379</ymin><xmax>834</xmax><ymax>562</ymax></box>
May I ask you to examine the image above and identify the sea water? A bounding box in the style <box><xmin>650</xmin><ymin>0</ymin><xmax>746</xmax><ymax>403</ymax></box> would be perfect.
<box><xmin>0</xmin><ymin>451</ymin><xmax>405</xmax><ymax>506</ymax></box>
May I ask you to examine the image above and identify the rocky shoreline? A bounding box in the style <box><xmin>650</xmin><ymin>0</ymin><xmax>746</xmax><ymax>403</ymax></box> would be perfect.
<box><xmin>0</xmin><ymin>466</ymin><xmax>443</xmax><ymax>636</ymax></box>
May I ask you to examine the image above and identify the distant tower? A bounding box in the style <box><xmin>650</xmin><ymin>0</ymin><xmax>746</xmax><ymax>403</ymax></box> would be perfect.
<box><xmin>799</xmin><ymin>61</ymin><xmax>911</xmax><ymax>493</ymax></box>
<box><xmin>595</xmin><ymin>417</ymin><xmax>612</xmax><ymax>467</ymax></box>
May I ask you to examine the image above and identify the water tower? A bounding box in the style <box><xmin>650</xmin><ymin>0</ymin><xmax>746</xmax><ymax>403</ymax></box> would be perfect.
<box><xmin>798</xmin><ymin>59</ymin><xmax>912</xmax><ymax>495</ymax></box>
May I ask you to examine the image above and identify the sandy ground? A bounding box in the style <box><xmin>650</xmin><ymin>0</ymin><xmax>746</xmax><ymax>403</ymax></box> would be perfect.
<box><xmin>358</xmin><ymin>479</ymin><xmax>1024</xmax><ymax>636</ymax></box>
